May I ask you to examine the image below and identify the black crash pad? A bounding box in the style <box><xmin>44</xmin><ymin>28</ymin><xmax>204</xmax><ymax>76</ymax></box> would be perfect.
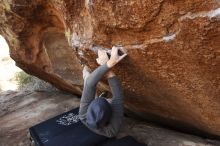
<box><xmin>100</xmin><ymin>136</ymin><xmax>146</xmax><ymax>146</ymax></box>
<box><xmin>29</xmin><ymin>107</ymin><xmax>108</xmax><ymax>146</ymax></box>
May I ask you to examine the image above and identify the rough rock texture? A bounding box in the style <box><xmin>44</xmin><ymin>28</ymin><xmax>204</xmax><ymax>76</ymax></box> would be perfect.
<box><xmin>1</xmin><ymin>90</ymin><xmax>220</xmax><ymax>146</ymax></box>
<box><xmin>0</xmin><ymin>0</ymin><xmax>220</xmax><ymax>138</ymax></box>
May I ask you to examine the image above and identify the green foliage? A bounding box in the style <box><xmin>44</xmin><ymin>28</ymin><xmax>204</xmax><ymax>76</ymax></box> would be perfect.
<box><xmin>15</xmin><ymin>71</ymin><xmax>32</xmax><ymax>89</ymax></box>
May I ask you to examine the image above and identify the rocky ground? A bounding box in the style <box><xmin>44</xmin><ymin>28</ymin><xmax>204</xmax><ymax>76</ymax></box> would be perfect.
<box><xmin>0</xmin><ymin>90</ymin><xmax>220</xmax><ymax>146</ymax></box>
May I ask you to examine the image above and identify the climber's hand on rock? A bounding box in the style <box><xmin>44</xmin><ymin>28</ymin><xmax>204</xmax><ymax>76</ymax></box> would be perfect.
<box><xmin>96</xmin><ymin>50</ymin><xmax>109</xmax><ymax>65</ymax></box>
<box><xmin>107</xmin><ymin>46</ymin><xmax>127</xmax><ymax>68</ymax></box>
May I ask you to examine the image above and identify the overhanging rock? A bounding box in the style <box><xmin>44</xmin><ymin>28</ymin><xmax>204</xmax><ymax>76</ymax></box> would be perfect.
<box><xmin>0</xmin><ymin>0</ymin><xmax>219</xmax><ymax>138</ymax></box>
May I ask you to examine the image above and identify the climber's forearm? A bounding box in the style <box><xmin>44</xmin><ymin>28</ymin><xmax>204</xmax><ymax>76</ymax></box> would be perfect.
<box><xmin>85</xmin><ymin>64</ymin><xmax>109</xmax><ymax>88</ymax></box>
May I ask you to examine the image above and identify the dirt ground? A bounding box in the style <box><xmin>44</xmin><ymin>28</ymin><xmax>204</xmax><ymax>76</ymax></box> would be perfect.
<box><xmin>0</xmin><ymin>90</ymin><xmax>80</xmax><ymax>146</ymax></box>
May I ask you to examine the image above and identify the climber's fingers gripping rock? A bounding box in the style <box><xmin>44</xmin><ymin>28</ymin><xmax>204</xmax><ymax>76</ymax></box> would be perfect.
<box><xmin>107</xmin><ymin>46</ymin><xmax>127</xmax><ymax>68</ymax></box>
<box><xmin>96</xmin><ymin>50</ymin><xmax>109</xmax><ymax>65</ymax></box>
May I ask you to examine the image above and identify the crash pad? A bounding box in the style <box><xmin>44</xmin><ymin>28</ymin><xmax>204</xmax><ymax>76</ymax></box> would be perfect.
<box><xmin>29</xmin><ymin>107</ymin><xmax>108</xmax><ymax>146</ymax></box>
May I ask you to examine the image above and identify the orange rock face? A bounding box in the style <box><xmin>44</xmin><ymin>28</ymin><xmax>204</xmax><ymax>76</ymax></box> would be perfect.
<box><xmin>0</xmin><ymin>0</ymin><xmax>220</xmax><ymax>137</ymax></box>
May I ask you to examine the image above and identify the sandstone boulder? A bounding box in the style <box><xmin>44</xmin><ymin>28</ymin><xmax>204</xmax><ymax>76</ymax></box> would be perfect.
<box><xmin>0</xmin><ymin>0</ymin><xmax>219</xmax><ymax>137</ymax></box>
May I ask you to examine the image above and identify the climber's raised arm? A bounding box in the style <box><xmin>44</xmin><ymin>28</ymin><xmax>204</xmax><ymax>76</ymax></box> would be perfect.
<box><xmin>79</xmin><ymin>46</ymin><xmax>127</xmax><ymax>138</ymax></box>
<box><xmin>99</xmin><ymin>70</ymin><xmax>124</xmax><ymax>137</ymax></box>
<box><xmin>79</xmin><ymin>49</ymin><xmax>112</xmax><ymax>120</ymax></box>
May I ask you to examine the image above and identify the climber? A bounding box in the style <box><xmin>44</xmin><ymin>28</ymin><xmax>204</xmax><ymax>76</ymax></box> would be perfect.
<box><xmin>79</xmin><ymin>46</ymin><xmax>127</xmax><ymax>138</ymax></box>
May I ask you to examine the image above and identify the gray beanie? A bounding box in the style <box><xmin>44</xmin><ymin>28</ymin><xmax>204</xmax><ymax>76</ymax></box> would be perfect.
<box><xmin>86</xmin><ymin>97</ymin><xmax>112</xmax><ymax>129</ymax></box>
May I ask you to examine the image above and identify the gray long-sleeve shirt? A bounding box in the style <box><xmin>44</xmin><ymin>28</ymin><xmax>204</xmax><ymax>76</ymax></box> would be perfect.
<box><xmin>79</xmin><ymin>64</ymin><xmax>124</xmax><ymax>138</ymax></box>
